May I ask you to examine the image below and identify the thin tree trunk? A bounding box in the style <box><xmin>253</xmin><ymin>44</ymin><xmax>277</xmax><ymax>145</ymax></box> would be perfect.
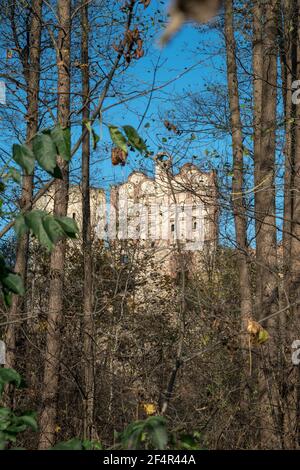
<box><xmin>278</xmin><ymin>0</ymin><xmax>298</xmax><ymax>448</ymax></box>
<box><xmin>254</xmin><ymin>0</ymin><xmax>280</xmax><ymax>448</ymax></box>
<box><xmin>252</xmin><ymin>0</ymin><xmax>264</xmax><ymax>317</ymax></box>
<box><xmin>224</xmin><ymin>0</ymin><xmax>253</xmax><ymax>412</ymax></box>
<box><xmin>81</xmin><ymin>0</ymin><xmax>95</xmax><ymax>441</ymax></box>
<box><xmin>282</xmin><ymin>0</ymin><xmax>297</xmax><ymax>297</ymax></box>
<box><xmin>251</xmin><ymin>2</ymin><xmax>266</xmax><ymax>442</ymax></box>
<box><xmin>5</xmin><ymin>0</ymin><xmax>43</xmax><ymax>370</ymax></box>
<box><xmin>290</xmin><ymin>0</ymin><xmax>300</xmax><ymax>448</ymax></box>
<box><xmin>38</xmin><ymin>0</ymin><xmax>71</xmax><ymax>449</ymax></box>
<box><xmin>256</xmin><ymin>0</ymin><xmax>278</xmax><ymax>321</ymax></box>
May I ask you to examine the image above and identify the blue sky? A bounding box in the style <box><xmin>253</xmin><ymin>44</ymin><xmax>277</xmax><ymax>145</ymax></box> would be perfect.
<box><xmin>0</xmin><ymin>1</ymin><xmax>287</xmax><ymax>247</ymax></box>
<box><xmin>69</xmin><ymin>3</ymin><xmax>227</xmax><ymax>192</ymax></box>
<box><xmin>0</xmin><ymin>0</ymin><xmax>227</xmax><ymax>194</ymax></box>
<box><xmin>0</xmin><ymin>0</ymin><xmax>234</xmax><ymax>241</ymax></box>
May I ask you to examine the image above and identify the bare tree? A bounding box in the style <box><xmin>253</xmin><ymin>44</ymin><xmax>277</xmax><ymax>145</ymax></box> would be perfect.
<box><xmin>253</xmin><ymin>0</ymin><xmax>280</xmax><ymax>448</ymax></box>
<box><xmin>38</xmin><ymin>0</ymin><xmax>72</xmax><ymax>449</ymax></box>
<box><xmin>224</xmin><ymin>0</ymin><xmax>253</xmax><ymax>410</ymax></box>
<box><xmin>289</xmin><ymin>0</ymin><xmax>300</xmax><ymax>448</ymax></box>
<box><xmin>5</xmin><ymin>0</ymin><xmax>43</xmax><ymax>370</ymax></box>
<box><xmin>80</xmin><ymin>0</ymin><xmax>95</xmax><ymax>441</ymax></box>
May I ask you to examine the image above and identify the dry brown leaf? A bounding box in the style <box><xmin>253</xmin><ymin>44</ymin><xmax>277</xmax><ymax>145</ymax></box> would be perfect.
<box><xmin>111</xmin><ymin>147</ymin><xmax>127</xmax><ymax>166</ymax></box>
<box><xmin>247</xmin><ymin>319</ymin><xmax>269</xmax><ymax>345</ymax></box>
<box><xmin>247</xmin><ymin>319</ymin><xmax>261</xmax><ymax>336</ymax></box>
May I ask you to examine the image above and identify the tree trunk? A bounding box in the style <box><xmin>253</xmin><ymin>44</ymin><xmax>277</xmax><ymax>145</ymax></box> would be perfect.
<box><xmin>5</xmin><ymin>0</ymin><xmax>43</xmax><ymax>370</ymax></box>
<box><xmin>38</xmin><ymin>0</ymin><xmax>71</xmax><ymax>449</ymax></box>
<box><xmin>252</xmin><ymin>0</ymin><xmax>263</xmax><ymax>316</ymax></box>
<box><xmin>281</xmin><ymin>0</ymin><xmax>297</xmax><ymax>295</ymax></box>
<box><xmin>277</xmin><ymin>0</ymin><xmax>298</xmax><ymax>448</ymax></box>
<box><xmin>253</xmin><ymin>0</ymin><xmax>280</xmax><ymax>448</ymax></box>
<box><xmin>224</xmin><ymin>0</ymin><xmax>253</xmax><ymax>412</ymax></box>
<box><xmin>289</xmin><ymin>0</ymin><xmax>300</xmax><ymax>448</ymax></box>
<box><xmin>81</xmin><ymin>0</ymin><xmax>95</xmax><ymax>441</ymax></box>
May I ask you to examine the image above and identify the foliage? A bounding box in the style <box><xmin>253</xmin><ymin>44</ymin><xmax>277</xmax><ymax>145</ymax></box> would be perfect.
<box><xmin>84</xmin><ymin>121</ymin><xmax>100</xmax><ymax>151</ymax></box>
<box><xmin>0</xmin><ymin>124</ymin><xmax>78</xmax><ymax>305</ymax></box>
<box><xmin>0</xmin><ymin>369</ymin><xmax>37</xmax><ymax>450</ymax></box>
<box><xmin>51</xmin><ymin>438</ymin><xmax>102</xmax><ymax>450</ymax></box>
<box><xmin>0</xmin><ymin>253</ymin><xmax>25</xmax><ymax>306</ymax></box>
<box><xmin>15</xmin><ymin>211</ymin><xmax>78</xmax><ymax>252</ymax></box>
<box><xmin>109</xmin><ymin>124</ymin><xmax>148</xmax><ymax>156</ymax></box>
<box><xmin>123</xmin><ymin>125</ymin><xmax>148</xmax><ymax>154</ymax></box>
<box><xmin>116</xmin><ymin>416</ymin><xmax>168</xmax><ymax>450</ymax></box>
<box><xmin>12</xmin><ymin>125</ymin><xmax>71</xmax><ymax>177</ymax></box>
<box><xmin>114</xmin><ymin>416</ymin><xmax>202</xmax><ymax>450</ymax></box>
<box><xmin>52</xmin><ymin>418</ymin><xmax>202</xmax><ymax>451</ymax></box>
<box><xmin>0</xmin><ymin>368</ymin><xmax>201</xmax><ymax>451</ymax></box>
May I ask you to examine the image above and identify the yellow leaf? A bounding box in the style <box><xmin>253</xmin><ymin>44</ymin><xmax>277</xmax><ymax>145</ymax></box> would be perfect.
<box><xmin>38</xmin><ymin>321</ymin><xmax>48</xmax><ymax>332</ymax></box>
<box><xmin>247</xmin><ymin>318</ymin><xmax>269</xmax><ymax>346</ymax></box>
<box><xmin>143</xmin><ymin>403</ymin><xmax>156</xmax><ymax>416</ymax></box>
<box><xmin>257</xmin><ymin>328</ymin><xmax>269</xmax><ymax>344</ymax></box>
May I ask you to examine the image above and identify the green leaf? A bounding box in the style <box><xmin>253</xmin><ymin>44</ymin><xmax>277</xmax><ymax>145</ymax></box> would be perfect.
<box><xmin>17</xmin><ymin>413</ymin><xmax>38</xmax><ymax>432</ymax></box>
<box><xmin>0</xmin><ymin>422</ymin><xmax>10</xmax><ymax>432</ymax></box>
<box><xmin>14</xmin><ymin>214</ymin><xmax>28</xmax><ymax>238</ymax></box>
<box><xmin>2</xmin><ymin>432</ymin><xmax>17</xmax><ymax>443</ymax></box>
<box><xmin>12</xmin><ymin>144</ymin><xmax>35</xmax><ymax>175</ymax></box>
<box><xmin>7</xmin><ymin>422</ymin><xmax>27</xmax><ymax>434</ymax></box>
<box><xmin>0</xmin><ymin>253</ymin><xmax>25</xmax><ymax>296</ymax></box>
<box><xmin>0</xmin><ymin>408</ymin><xmax>11</xmax><ymax>419</ymax></box>
<box><xmin>51</xmin><ymin>438</ymin><xmax>83</xmax><ymax>450</ymax></box>
<box><xmin>82</xmin><ymin>439</ymin><xmax>102</xmax><ymax>450</ymax></box>
<box><xmin>1</xmin><ymin>272</ymin><xmax>25</xmax><ymax>296</ymax></box>
<box><xmin>32</xmin><ymin>133</ymin><xmax>57</xmax><ymax>175</ymax></box>
<box><xmin>85</xmin><ymin>121</ymin><xmax>92</xmax><ymax>133</ymax></box>
<box><xmin>85</xmin><ymin>122</ymin><xmax>100</xmax><ymax>151</ymax></box>
<box><xmin>23</xmin><ymin>211</ymin><xmax>78</xmax><ymax>251</ymax></box>
<box><xmin>178</xmin><ymin>434</ymin><xmax>199</xmax><ymax>450</ymax></box>
<box><xmin>109</xmin><ymin>126</ymin><xmax>128</xmax><ymax>154</ymax></box>
<box><xmin>91</xmin><ymin>128</ymin><xmax>99</xmax><ymax>151</ymax></box>
<box><xmin>55</xmin><ymin>216</ymin><xmax>78</xmax><ymax>238</ymax></box>
<box><xmin>92</xmin><ymin>131</ymin><xmax>100</xmax><ymax>151</ymax></box>
<box><xmin>24</xmin><ymin>210</ymin><xmax>54</xmax><ymax>251</ymax></box>
<box><xmin>119</xmin><ymin>420</ymin><xmax>143</xmax><ymax>449</ymax></box>
<box><xmin>123</xmin><ymin>125</ymin><xmax>147</xmax><ymax>154</ymax></box>
<box><xmin>3</xmin><ymin>290</ymin><xmax>12</xmax><ymax>307</ymax></box>
<box><xmin>0</xmin><ymin>440</ymin><xmax>6</xmax><ymax>450</ymax></box>
<box><xmin>42</xmin><ymin>215</ymin><xmax>65</xmax><ymax>244</ymax></box>
<box><xmin>6</xmin><ymin>167</ymin><xmax>22</xmax><ymax>184</ymax></box>
<box><xmin>0</xmin><ymin>369</ymin><xmax>22</xmax><ymax>388</ymax></box>
<box><xmin>146</xmin><ymin>417</ymin><xmax>167</xmax><ymax>450</ymax></box>
<box><xmin>125</xmin><ymin>424</ymin><xmax>144</xmax><ymax>450</ymax></box>
<box><xmin>258</xmin><ymin>328</ymin><xmax>269</xmax><ymax>345</ymax></box>
<box><xmin>128</xmin><ymin>429</ymin><xmax>144</xmax><ymax>450</ymax></box>
<box><xmin>49</xmin><ymin>126</ymin><xmax>71</xmax><ymax>162</ymax></box>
